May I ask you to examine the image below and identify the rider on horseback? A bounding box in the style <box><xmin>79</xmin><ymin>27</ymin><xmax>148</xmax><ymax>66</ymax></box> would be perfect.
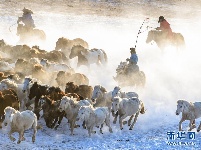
<box><xmin>17</xmin><ymin>7</ymin><xmax>35</xmax><ymax>35</ymax></box>
<box><xmin>126</xmin><ymin>48</ymin><xmax>139</xmax><ymax>75</ymax></box>
<box><xmin>156</xmin><ymin>16</ymin><xmax>173</xmax><ymax>41</ymax></box>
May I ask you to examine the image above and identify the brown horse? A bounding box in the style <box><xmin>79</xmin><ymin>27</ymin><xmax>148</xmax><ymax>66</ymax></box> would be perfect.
<box><xmin>146</xmin><ymin>30</ymin><xmax>185</xmax><ymax>51</ymax></box>
<box><xmin>17</xmin><ymin>24</ymin><xmax>46</xmax><ymax>44</ymax></box>
<box><xmin>55</xmin><ymin>37</ymin><xmax>89</xmax><ymax>58</ymax></box>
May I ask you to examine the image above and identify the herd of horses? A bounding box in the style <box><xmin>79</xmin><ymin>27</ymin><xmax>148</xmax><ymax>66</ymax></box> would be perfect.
<box><xmin>0</xmin><ymin>26</ymin><xmax>200</xmax><ymax>144</ymax></box>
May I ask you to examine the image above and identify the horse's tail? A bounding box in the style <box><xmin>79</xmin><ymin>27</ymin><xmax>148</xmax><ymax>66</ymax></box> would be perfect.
<box><xmin>140</xmin><ymin>101</ymin><xmax>145</xmax><ymax>114</ymax></box>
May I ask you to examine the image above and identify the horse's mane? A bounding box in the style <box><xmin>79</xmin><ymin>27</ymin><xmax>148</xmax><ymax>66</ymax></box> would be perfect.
<box><xmin>179</xmin><ymin>100</ymin><xmax>194</xmax><ymax>113</ymax></box>
<box><xmin>71</xmin><ymin>45</ymin><xmax>85</xmax><ymax>52</ymax></box>
<box><xmin>94</xmin><ymin>85</ymin><xmax>106</xmax><ymax>93</ymax></box>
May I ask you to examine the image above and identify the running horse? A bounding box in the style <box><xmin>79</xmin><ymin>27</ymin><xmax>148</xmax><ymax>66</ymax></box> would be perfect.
<box><xmin>17</xmin><ymin>23</ymin><xmax>46</xmax><ymax>45</ymax></box>
<box><xmin>146</xmin><ymin>30</ymin><xmax>185</xmax><ymax>51</ymax></box>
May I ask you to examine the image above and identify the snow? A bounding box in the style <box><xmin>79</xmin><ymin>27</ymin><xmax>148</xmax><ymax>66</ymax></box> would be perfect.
<box><xmin>0</xmin><ymin>0</ymin><xmax>201</xmax><ymax>149</ymax></box>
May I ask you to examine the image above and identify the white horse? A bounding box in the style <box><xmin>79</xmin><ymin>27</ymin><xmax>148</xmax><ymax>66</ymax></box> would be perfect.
<box><xmin>111</xmin><ymin>97</ymin><xmax>145</xmax><ymax>130</ymax></box>
<box><xmin>111</xmin><ymin>86</ymin><xmax>139</xmax><ymax>99</ymax></box>
<box><xmin>77</xmin><ymin>105</ymin><xmax>113</xmax><ymax>137</ymax></box>
<box><xmin>40</xmin><ymin>58</ymin><xmax>73</xmax><ymax>73</ymax></box>
<box><xmin>58</xmin><ymin>96</ymin><xmax>91</xmax><ymax>135</ymax></box>
<box><xmin>176</xmin><ymin>100</ymin><xmax>201</xmax><ymax>131</ymax></box>
<box><xmin>3</xmin><ymin>106</ymin><xmax>37</xmax><ymax>144</ymax></box>
<box><xmin>91</xmin><ymin>85</ymin><xmax>112</xmax><ymax>110</ymax></box>
<box><xmin>80</xmin><ymin>48</ymin><xmax>107</xmax><ymax>66</ymax></box>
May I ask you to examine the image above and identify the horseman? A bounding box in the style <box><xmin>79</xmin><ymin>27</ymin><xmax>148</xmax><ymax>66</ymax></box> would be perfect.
<box><xmin>156</xmin><ymin>16</ymin><xmax>173</xmax><ymax>41</ymax></box>
<box><xmin>17</xmin><ymin>7</ymin><xmax>35</xmax><ymax>35</ymax></box>
<box><xmin>126</xmin><ymin>48</ymin><xmax>139</xmax><ymax>75</ymax></box>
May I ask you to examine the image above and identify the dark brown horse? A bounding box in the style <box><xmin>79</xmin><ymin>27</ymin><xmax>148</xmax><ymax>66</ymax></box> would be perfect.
<box><xmin>39</xmin><ymin>96</ymin><xmax>65</xmax><ymax>129</ymax></box>
<box><xmin>28</xmin><ymin>82</ymin><xmax>49</xmax><ymax>119</ymax></box>
<box><xmin>146</xmin><ymin>30</ymin><xmax>185</xmax><ymax>51</ymax></box>
<box><xmin>65</xmin><ymin>82</ymin><xmax>93</xmax><ymax>99</ymax></box>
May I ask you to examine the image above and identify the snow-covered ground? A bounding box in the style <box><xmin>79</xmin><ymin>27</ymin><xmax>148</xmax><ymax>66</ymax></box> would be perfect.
<box><xmin>0</xmin><ymin>0</ymin><xmax>201</xmax><ymax>149</ymax></box>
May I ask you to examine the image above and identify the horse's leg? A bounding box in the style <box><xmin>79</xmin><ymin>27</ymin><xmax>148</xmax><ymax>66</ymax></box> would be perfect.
<box><xmin>55</xmin><ymin>113</ymin><xmax>64</xmax><ymax>130</ymax></box>
<box><xmin>9</xmin><ymin>129</ymin><xmax>16</xmax><ymax>142</ymax></box>
<box><xmin>17</xmin><ymin>130</ymin><xmax>24</xmax><ymax>144</ymax></box>
<box><xmin>82</xmin><ymin>120</ymin><xmax>86</xmax><ymax>129</ymax></box>
<box><xmin>129</xmin><ymin>112</ymin><xmax>140</xmax><ymax>130</ymax></box>
<box><xmin>128</xmin><ymin>115</ymin><xmax>134</xmax><ymax>126</ymax></box>
<box><xmin>87</xmin><ymin>126</ymin><xmax>91</xmax><ymax>137</ymax></box>
<box><xmin>32</xmin><ymin>127</ymin><xmax>37</xmax><ymax>143</ymax></box>
<box><xmin>21</xmin><ymin>131</ymin><xmax>25</xmax><ymax>141</ymax></box>
<box><xmin>191</xmin><ymin>120</ymin><xmax>196</xmax><ymax>129</ymax></box>
<box><xmin>188</xmin><ymin>119</ymin><xmax>195</xmax><ymax>131</ymax></box>
<box><xmin>70</xmin><ymin>120</ymin><xmax>76</xmax><ymax>135</ymax></box>
<box><xmin>119</xmin><ymin>114</ymin><xmax>127</xmax><ymax>130</ymax></box>
<box><xmin>179</xmin><ymin>117</ymin><xmax>185</xmax><ymax>131</ymax></box>
<box><xmin>113</xmin><ymin>111</ymin><xmax>118</xmax><ymax>124</ymax></box>
<box><xmin>100</xmin><ymin>124</ymin><xmax>104</xmax><ymax>134</ymax></box>
<box><xmin>197</xmin><ymin>122</ymin><xmax>201</xmax><ymax>132</ymax></box>
<box><xmin>105</xmin><ymin>116</ymin><xmax>113</xmax><ymax>133</ymax></box>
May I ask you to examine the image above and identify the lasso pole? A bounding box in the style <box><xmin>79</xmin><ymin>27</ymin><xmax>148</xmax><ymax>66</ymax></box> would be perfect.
<box><xmin>134</xmin><ymin>18</ymin><xmax>149</xmax><ymax>49</ymax></box>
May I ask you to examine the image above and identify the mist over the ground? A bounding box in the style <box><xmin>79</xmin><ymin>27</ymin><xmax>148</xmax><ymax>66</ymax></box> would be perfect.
<box><xmin>1</xmin><ymin>0</ymin><xmax>201</xmax><ymax>133</ymax></box>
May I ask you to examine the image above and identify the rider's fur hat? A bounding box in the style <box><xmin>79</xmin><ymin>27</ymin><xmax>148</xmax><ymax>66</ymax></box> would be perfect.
<box><xmin>130</xmin><ymin>48</ymin><xmax>136</xmax><ymax>53</ymax></box>
<box><xmin>22</xmin><ymin>7</ymin><xmax>33</xmax><ymax>14</ymax></box>
<box><xmin>158</xmin><ymin>16</ymin><xmax>164</xmax><ymax>23</ymax></box>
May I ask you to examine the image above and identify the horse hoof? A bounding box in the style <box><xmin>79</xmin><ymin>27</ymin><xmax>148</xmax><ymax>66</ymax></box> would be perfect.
<box><xmin>129</xmin><ymin>128</ymin><xmax>132</xmax><ymax>130</ymax></box>
<box><xmin>121</xmin><ymin>128</ymin><xmax>123</xmax><ymax>130</ymax></box>
<box><xmin>17</xmin><ymin>140</ymin><xmax>21</xmax><ymax>144</ymax></box>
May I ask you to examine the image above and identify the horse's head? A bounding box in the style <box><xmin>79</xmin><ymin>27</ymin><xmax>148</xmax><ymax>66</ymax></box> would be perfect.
<box><xmin>91</xmin><ymin>85</ymin><xmax>105</xmax><ymax>103</ymax></box>
<box><xmin>176</xmin><ymin>100</ymin><xmax>189</xmax><ymax>115</ymax></box>
<box><xmin>77</xmin><ymin>106</ymin><xmax>91</xmax><ymax>121</ymax></box>
<box><xmin>58</xmin><ymin>96</ymin><xmax>71</xmax><ymax>112</ymax></box>
<box><xmin>22</xmin><ymin>77</ymin><xmax>32</xmax><ymax>93</ymax></box>
<box><xmin>112</xmin><ymin>86</ymin><xmax>121</xmax><ymax>99</ymax></box>
<box><xmin>0</xmin><ymin>39</ymin><xmax>6</xmax><ymax>47</ymax></box>
<box><xmin>28</xmin><ymin>82</ymin><xmax>39</xmax><ymax>100</ymax></box>
<box><xmin>146</xmin><ymin>30</ymin><xmax>155</xmax><ymax>43</ymax></box>
<box><xmin>69</xmin><ymin>45</ymin><xmax>84</xmax><ymax>59</ymax></box>
<box><xmin>111</xmin><ymin>97</ymin><xmax>121</xmax><ymax>114</ymax></box>
<box><xmin>40</xmin><ymin>58</ymin><xmax>48</xmax><ymax>67</ymax></box>
<box><xmin>55</xmin><ymin>37</ymin><xmax>69</xmax><ymax>50</ymax></box>
<box><xmin>3</xmin><ymin>106</ymin><xmax>17</xmax><ymax>126</ymax></box>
